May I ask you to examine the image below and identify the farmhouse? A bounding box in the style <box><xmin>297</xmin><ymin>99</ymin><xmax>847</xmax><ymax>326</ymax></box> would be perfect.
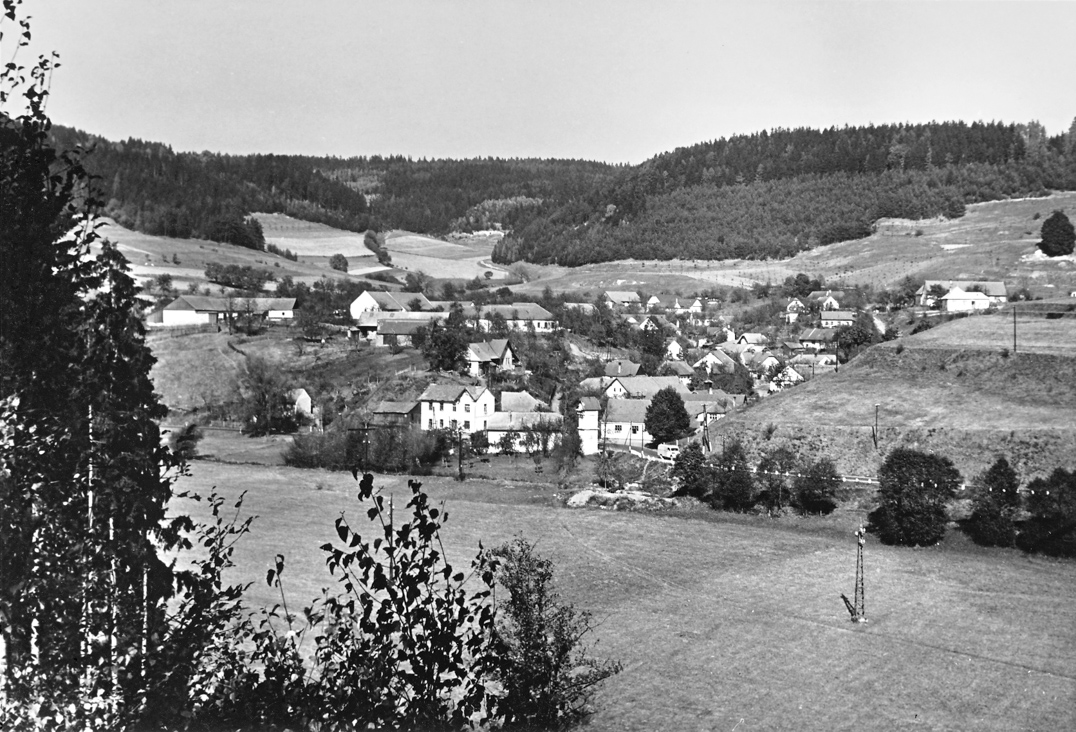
<box><xmin>737</xmin><ymin>333</ymin><xmax>769</xmax><ymax>346</ymax></box>
<box><xmin>416</xmin><ymin>384</ymin><xmax>495</xmax><ymax>435</ymax></box>
<box><xmin>604</xmin><ymin>359</ymin><xmax>641</xmax><ymax>377</ymax></box>
<box><xmin>799</xmin><ymin>328</ymin><xmax>836</xmax><ymax>350</ymax></box>
<box><xmin>916</xmin><ymin>280</ymin><xmax>1007</xmax><ymax>307</ymax></box>
<box><xmin>465</xmin><ymin>339</ymin><xmax>515</xmax><ymax>377</ymax></box>
<box><xmin>287</xmin><ymin>388</ymin><xmax>313</xmax><ymax>418</ymax></box>
<box><xmin>160</xmin><ymin>296</ymin><xmax>296</xmax><ymax>327</ymax></box>
<box><xmin>693</xmin><ymin>349</ymin><xmax>737</xmax><ymax>374</ymax></box>
<box><xmin>665</xmin><ymin>339</ymin><xmax>684</xmax><ymax>361</ymax></box>
<box><xmin>807</xmin><ymin>290</ymin><xmax>844</xmax><ymax>310</ymax></box>
<box><xmin>662</xmin><ymin>360</ymin><xmax>695</xmax><ymax>385</ymax></box>
<box><xmin>600</xmin><ymin>398</ymin><xmax>652</xmax><ymax>447</ymax></box>
<box><xmin>820</xmin><ymin>310</ymin><xmax>856</xmax><ymax>328</ymax></box>
<box><xmin>499</xmin><ymin>390</ymin><xmax>546</xmax><ymax>412</ymax></box>
<box><xmin>939</xmin><ymin>287</ymin><xmax>993</xmax><ymax>312</ymax></box>
<box><xmin>468</xmin><ymin>303</ymin><xmax>557</xmax><ymax>332</ymax></box>
<box><xmin>375</xmin><ymin>318</ymin><xmax>433</xmax><ymax>348</ymax></box>
<box><xmin>371</xmin><ymin>401</ymin><xmax>420</xmax><ymax>429</ymax></box>
<box><xmin>485</xmin><ymin>412</ymin><xmax>562</xmax><ymax>454</ymax></box>
<box><xmin>784</xmin><ymin>298</ymin><xmax>806</xmax><ymax>323</ymax></box>
<box><xmin>604</xmin><ymin>290</ymin><xmax>641</xmax><ymax>309</ymax></box>
<box><xmin>350</xmin><ymin>290</ymin><xmax>432</xmax><ymax>319</ymax></box>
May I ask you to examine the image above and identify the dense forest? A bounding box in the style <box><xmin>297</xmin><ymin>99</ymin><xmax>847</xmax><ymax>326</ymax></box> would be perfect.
<box><xmin>493</xmin><ymin>120</ymin><xmax>1076</xmax><ymax>265</ymax></box>
<box><xmin>52</xmin><ymin>119</ymin><xmax>1076</xmax><ymax>266</ymax></box>
<box><xmin>50</xmin><ymin>125</ymin><xmax>619</xmax><ymax>244</ymax></box>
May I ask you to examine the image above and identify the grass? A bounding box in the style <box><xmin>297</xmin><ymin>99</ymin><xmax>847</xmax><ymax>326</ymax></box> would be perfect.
<box><xmin>171</xmin><ymin>455</ymin><xmax>1076</xmax><ymax>731</ymax></box>
<box><xmin>252</xmin><ymin>212</ymin><xmax>376</xmax><ymax>257</ymax></box>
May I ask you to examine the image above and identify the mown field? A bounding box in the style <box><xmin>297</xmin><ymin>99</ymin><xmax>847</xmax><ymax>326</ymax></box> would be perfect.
<box><xmin>384</xmin><ymin>231</ymin><xmax>509</xmax><ymax>281</ymax></box>
<box><xmin>171</xmin><ymin>452</ymin><xmax>1076</xmax><ymax>732</ymax></box>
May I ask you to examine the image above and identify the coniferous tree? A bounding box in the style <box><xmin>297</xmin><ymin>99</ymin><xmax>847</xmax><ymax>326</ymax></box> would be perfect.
<box><xmin>1037</xmin><ymin>210</ymin><xmax>1075</xmax><ymax>257</ymax></box>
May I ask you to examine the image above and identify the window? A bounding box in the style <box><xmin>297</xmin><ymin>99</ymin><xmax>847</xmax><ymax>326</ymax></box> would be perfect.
<box><xmin>631</xmin><ymin>425</ymin><xmax>639</xmax><ymax>434</ymax></box>
<box><xmin>464</xmin><ymin>421</ymin><xmax>470</xmax><ymax>430</ymax></box>
<box><xmin>451</xmin><ymin>419</ymin><xmax>458</xmax><ymax>430</ymax></box>
<box><xmin>439</xmin><ymin>419</ymin><xmax>444</xmax><ymax>428</ymax></box>
<box><xmin>428</xmin><ymin>419</ymin><xmax>433</xmax><ymax>429</ymax></box>
<box><xmin>465</xmin><ymin>404</ymin><xmax>470</xmax><ymax>413</ymax></box>
<box><xmin>483</xmin><ymin>404</ymin><xmax>488</xmax><ymax>414</ymax></box>
<box><xmin>439</xmin><ymin>402</ymin><xmax>443</xmax><ymax>411</ymax></box>
<box><xmin>614</xmin><ymin>425</ymin><xmax>622</xmax><ymax>432</ymax></box>
<box><xmin>452</xmin><ymin>403</ymin><xmax>456</xmax><ymax>412</ymax></box>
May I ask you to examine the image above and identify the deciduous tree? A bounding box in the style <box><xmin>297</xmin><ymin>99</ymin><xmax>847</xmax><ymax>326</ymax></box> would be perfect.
<box><xmin>869</xmin><ymin>448</ymin><xmax>961</xmax><ymax>546</ymax></box>
<box><xmin>644</xmin><ymin>387</ymin><xmax>690</xmax><ymax>446</ymax></box>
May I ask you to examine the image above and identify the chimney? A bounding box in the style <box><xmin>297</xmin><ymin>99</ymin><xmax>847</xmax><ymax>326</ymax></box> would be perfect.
<box><xmin>617</xmin><ymin>360</ymin><xmax>622</xmax><ymax>374</ymax></box>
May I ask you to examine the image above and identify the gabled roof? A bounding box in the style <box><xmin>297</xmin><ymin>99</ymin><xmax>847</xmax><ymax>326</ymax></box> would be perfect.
<box><xmin>417</xmin><ymin>384</ymin><xmax>488</xmax><ymax>403</ymax></box>
<box><xmin>377</xmin><ymin>319</ymin><xmax>432</xmax><ymax>335</ymax></box>
<box><xmin>604</xmin><ymin>359</ymin><xmax>641</xmax><ymax>377</ymax></box>
<box><xmin>604</xmin><ymin>290</ymin><xmax>641</xmax><ymax>304</ymax></box>
<box><xmin>786</xmin><ymin>298</ymin><xmax>806</xmax><ymax>310</ymax></box>
<box><xmin>500</xmin><ymin>391</ymin><xmax>545</xmax><ymax>412</ymax></box>
<box><xmin>662</xmin><ymin>361</ymin><xmax>695</xmax><ymax>376</ymax></box>
<box><xmin>693</xmin><ymin>350</ymin><xmax>737</xmax><ymax>371</ymax></box>
<box><xmin>821</xmin><ymin>310</ymin><xmax>856</xmax><ymax>320</ymax></box>
<box><xmin>940</xmin><ymin>287</ymin><xmax>991</xmax><ymax>301</ymax></box>
<box><xmin>577</xmin><ymin>396</ymin><xmax>601</xmax><ymax>411</ymax></box>
<box><xmin>737</xmin><ymin>332</ymin><xmax>769</xmax><ymax>345</ymax></box>
<box><xmin>362</xmin><ymin>290</ymin><xmax>432</xmax><ymax>311</ymax></box>
<box><xmin>807</xmin><ymin>290</ymin><xmax>844</xmax><ymax>300</ymax></box>
<box><xmin>374</xmin><ymin>400</ymin><xmax>419</xmax><ymax>414</ymax></box>
<box><xmin>164</xmin><ymin>296</ymin><xmax>296</xmax><ymax>312</ymax></box>
<box><xmin>918</xmin><ymin>280</ymin><xmax>1007</xmax><ymax>298</ymax></box>
<box><xmin>613</xmin><ymin>376</ymin><xmax>689</xmax><ymax>398</ymax></box>
<box><xmin>800</xmin><ymin>327</ymin><xmax>837</xmax><ymax>342</ymax></box>
<box><xmin>472</xmin><ymin>303</ymin><xmax>554</xmax><ymax>321</ymax></box>
<box><xmin>486</xmin><ymin>411</ymin><xmax>562</xmax><ymax>431</ymax></box>
<box><xmin>604</xmin><ymin>399</ymin><xmax>650</xmax><ymax>424</ymax></box>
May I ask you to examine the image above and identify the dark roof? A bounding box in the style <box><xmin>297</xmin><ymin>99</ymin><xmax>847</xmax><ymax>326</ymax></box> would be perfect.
<box><xmin>800</xmin><ymin>328</ymin><xmax>837</xmax><ymax>342</ymax></box>
<box><xmin>486</xmin><ymin>412</ymin><xmax>562</xmax><ymax>431</ymax></box>
<box><xmin>663</xmin><ymin>361</ymin><xmax>694</xmax><ymax>376</ymax></box>
<box><xmin>604</xmin><ymin>359</ymin><xmax>641</xmax><ymax>377</ymax></box>
<box><xmin>377</xmin><ymin>319</ymin><xmax>431</xmax><ymax>335</ymax></box>
<box><xmin>374</xmin><ymin>401</ymin><xmax>418</xmax><ymax>414</ymax></box>
<box><xmin>604</xmin><ymin>399</ymin><xmax>650</xmax><ymax>423</ymax></box>
<box><xmin>418</xmin><ymin>384</ymin><xmax>488</xmax><ymax>403</ymax></box>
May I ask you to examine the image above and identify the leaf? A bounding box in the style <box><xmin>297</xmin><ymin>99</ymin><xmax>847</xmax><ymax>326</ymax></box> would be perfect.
<box><xmin>266</xmin><ymin>568</ymin><xmax>276</xmax><ymax>587</ymax></box>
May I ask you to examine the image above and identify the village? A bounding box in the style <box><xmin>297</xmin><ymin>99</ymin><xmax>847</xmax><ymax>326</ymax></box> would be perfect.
<box><xmin>150</xmin><ymin>277</ymin><xmax>1014</xmax><ymax>462</ymax></box>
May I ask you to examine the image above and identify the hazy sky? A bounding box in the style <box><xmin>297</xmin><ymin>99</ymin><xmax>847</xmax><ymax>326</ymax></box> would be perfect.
<box><xmin>23</xmin><ymin>1</ymin><xmax>1076</xmax><ymax>163</ymax></box>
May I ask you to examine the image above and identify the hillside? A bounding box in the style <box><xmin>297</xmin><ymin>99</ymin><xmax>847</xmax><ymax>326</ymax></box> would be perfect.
<box><xmin>517</xmin><ymin>191</ymin><xmax>1076</xmax><ymax>297</ymax></box>
<box><xmin>711</xmin><ymin>314</ymin><xmax>1076</xmax><ymax>482</ymax></box>
<box><xmin>495</xmin><ymin>121</ymin><xmax>1076</xmax><ymax>266</ymax></box>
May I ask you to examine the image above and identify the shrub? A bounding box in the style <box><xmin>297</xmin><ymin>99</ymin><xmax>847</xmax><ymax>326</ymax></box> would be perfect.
<box><xmin>711</xmin><ymin>440</ymin><xmax>756</xmax><ymax>511</ymax></box>
<box><xmin>1017</xmin><ymin>468</ymin><xmax>1076</xmax><ymax>557</ymax></box>
<box><xmin>794</xmin><ymin>458</ymin><xmax>841</xmax><ymax>515</ymax></box>
<box><xmin>169</xmin><ymin>422</ymin><xmax>205</xmax><ymax>462</ymax></box>
<box><xmin>489</xmin><ymin>537</ymin><xmax>622</xmax><ymax>729</ymax></box>
<box><xmin>868</xmin><ymin>448</ymin><xmax>961</xmax><ymax>546</ymax></box>
<box><xmin>965</xmin><ymin>457</ymin><xmax>1019</xmax><ymax>547</ymax></box>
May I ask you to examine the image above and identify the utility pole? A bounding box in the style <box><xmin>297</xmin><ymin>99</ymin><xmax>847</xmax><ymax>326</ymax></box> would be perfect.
<box><xmin>456</xmin><ymin>428</ymin><xmax>465</xmax><ymax>481</ymax></box>
<box><xmin>1013</xmin><ymin>305</ymin><xmax>1017</xmax><ymax>354</ymax></box>
<box><xmin>873</xmin><ymin>403</ymin><xmax>880</xmax><ymax>450</ymax></box>
<box><xmin>841</xmin><ymin>526</ymin><xmax>867</xmax><ymax>623</ymax></box>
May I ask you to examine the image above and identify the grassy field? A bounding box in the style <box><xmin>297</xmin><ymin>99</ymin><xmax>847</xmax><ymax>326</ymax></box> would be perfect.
<box><xmin>385</xmin><ymin>231</ymin><xmax>509</xmax><ymax>281</ymax></box>
<box><xmin>252</xmin><ymin>212</ymin><xmax>377</xmax><ymax>258</ymax></box>
<box><xmin>171</xmin><ymin>455</ymin><xmax>1076</xmax><ymax>731</ymax></box>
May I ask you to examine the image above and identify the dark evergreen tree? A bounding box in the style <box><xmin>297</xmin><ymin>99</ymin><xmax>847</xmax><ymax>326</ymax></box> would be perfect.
<box><xmin>671</xmin><ymin>441</ymin><xmax>710</xmax><ymax>498</ymax></box>
<box><xmin>1037</xmin><ymin>210</ymin><xmax>1075</xmax><ymax>257</ymax></box>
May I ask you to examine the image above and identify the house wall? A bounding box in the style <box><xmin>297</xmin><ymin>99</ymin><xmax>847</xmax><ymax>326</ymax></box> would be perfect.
<box><xmin>943</xmin><ymin>297</ymin><xmax>990</xmax><ymax>313</ymax></box>
<box><xmin>578</xmin><ymin>408</ymin><xmax>600</xmax><ymax>455</ymax></box>
<box><xmin>418</xmin><ymin>392</ymin><xmax>493</xmax><ymax>434</ymax></box>
<box><xmin>162</xmin><ymin>309</ymin><xmax>215</xmax><ymax>326</ymax></box>
<box><xmin>601</xmin><ymin>420</ymin><xmax>652</xmax><ymax>447</ymax></box>
<box><xmin>349</xmin><ymin>291</ymin><xmax>381</xmax><ymax>319</ymax></box>
<box><xmin>268</xmin><ymin>309</ymin><xmax>294</xmax><ymax>321</ymax></box>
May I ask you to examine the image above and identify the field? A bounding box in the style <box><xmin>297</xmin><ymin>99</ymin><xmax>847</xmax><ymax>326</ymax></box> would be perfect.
<box><xmin>171</xmin><ymin>449</ymin><xmax>1076</xmax><ymax>731</ymax></box>
<box><xmin>252</xmin><ymin>212</ymin><xmax>377</xmax><ymax>258</ymax></box>
<box><xmin>520</xmin><ymin>191</ymin><xmax>1076</xmax><ymax>298</ymax></box>
<box><xmin>714</xmin><ymin>315</ymin><xmax>1076</xmax><ymax>480</ymax></box>
<box><xmin>384</xmin><ymin>231</ymin><xmax>510</xmax><ymax>281</ymax></box>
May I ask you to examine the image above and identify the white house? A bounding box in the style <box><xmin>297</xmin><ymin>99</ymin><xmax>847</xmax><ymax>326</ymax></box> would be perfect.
<box><xmin>807</xmin><ymin>290</ymin><xmax>844</xmax><ymax>311</ymax></box>
<box><xmin>665</xmin><ymin>339</ymin><xmax>684</xmax><ymax>361</ymax></box>
<box><xmin>820</xmin><ymin>310</ymin><xmax>856</xmax><ymax>329</ymax></box>
<box><xmin>601</xmin><ymin>398</ymin><xmax>652</xmax><ymax>447</ymax></box>
<box><xmin>693</xmin><ymin>350</ymin><xmax>737</xmax><ymax>374</ymax></box>
<box><xmin>939</xmin><ymin>287</ymin><xmax>993</xmax><ymax>312</ymax></box>
<box><xmin>465</xmin><ymin>339</ymin><xmax>515</xmax><ymax>377</ymax></box>
<box><xmin>469</xmin><ymin>304</ymin><xmax>557</xmax><ymax>332</ymax></box>
<box><xmin>160</xmin><ymin>296</ymin><xmax>296</xmax><ymax>326</ymax></box>
<box><xmin>916</xmin><ymin>280</ymin><xmax>1007</xmax><ymax>307</ymax></box>
<box><xmin>288</xmin><ymin>388</ymin><xmax>313</xmax><ymax>417</ymax></box>
<box><xmin>737</xmin><ymin>333</ymin><xmax>769</xmax><ymax>347</ymax></box>
<box><xmin>576</xmin><ymin>397</ymin><xmax>601</xmax><ymax>455</ymax></box>
<box><xmin>416</xmin><ymin>384</ymin><xmax>495</xmax><ymax>435</ymax></box>
<box><xmin>604</xmin><ymin>291</ymin><xmax>641</xmax><ymax>309</ymax></box>
<box><xmin>485</xmin><ymin>412</ymin><xmax>562</xmax><ymax>454</ymax></box>
<box><xmin>785</xmin><ymin>298</ymin><xmax>806</xmax><ymax>324</ymax></box>
<box><xmin>350</xmin><ymin>290</ymin><xmax>432</xmax><ymax>319</ymax></box>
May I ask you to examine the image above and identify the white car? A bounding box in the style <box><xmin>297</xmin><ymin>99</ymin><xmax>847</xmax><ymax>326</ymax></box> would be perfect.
<box><xmin>657</xmin><ymin>443</ymin><xmax>680</xmax><ymax>459</ymax></box>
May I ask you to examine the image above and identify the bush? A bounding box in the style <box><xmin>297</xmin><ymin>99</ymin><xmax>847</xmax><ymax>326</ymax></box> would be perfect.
<box><xmin>793</xmin><ymin>458</ymin><xmax>841</xmax><ymax>515</ymax></box>
<box><xmin>964</xmin><ymin>457</ymin><xmax>1019</xmax><ymax>547</ymax></box>
<box><xmin>1017</xmin><ymin>468</ymin><xmax>1076</xmax><ymax>557</ymax></box>
<box><xmin>168</xmin><ymin>422</ymin><xmax>205</xmax><ymax>462</ymax></box>
<box><xmin>489</xmin><ymin>538</ymin><xmax>621</xmax><ymax>729</ymax></box>
<box><xmin>710</xmin><ymin>440</ymin><xmax>755</xmax><ymax>511</ymax></box>
<box><xmin>868</xmin><ymin>448</ymin><xmax>962</xmax><ymax>546</ymax></box>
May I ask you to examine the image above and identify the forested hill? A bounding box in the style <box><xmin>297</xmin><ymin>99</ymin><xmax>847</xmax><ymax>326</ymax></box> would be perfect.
<box><xmin>493</xmin><ymin>120</ymin><xmax>1076</xmax><ymax>266</ymax></box>
<box><xmin>49</xmin><ymin>124</ymin><xmax>620</xmax><ymax>243</ymax></box>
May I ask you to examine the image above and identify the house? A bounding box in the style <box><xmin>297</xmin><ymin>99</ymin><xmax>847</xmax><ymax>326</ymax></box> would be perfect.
<box><xmin>604</xmin><ymin>359</ymin><xmax>641</xmax><ymax>377</ymax></box>
<box><xmin>772</xmin><ymin>365</ymin><xmax>805</xmax><ymax>389</ymax></box>
<box><xmin>465</xmin><ymin>339</ymin><xmax>515</xmax><ymax>378</ymax></box>
<box><xmin>485</xmin><ymin>412</ymin><xmax>563</xmax><ymax>454</ymax></box>
<box><xmin>576</xmin><ymin>397</ymin><xmax>601</xmax><ymax>455</ymax></box>
<box><xmin>784</xmin><ymin>298</ymin><xmax>806</xmax><ymax>324</ymax></box>
<box><xmin>500</xmin><ymin>390</ymin><xmax>546</xmax><ymax>412</ymax></box>
<box><xmin>376</xmin><ymin>318</ymin><xmax>434</xmax><ymax>348</ymax></box>
<box><xmin>416</xmin><ymin>384</ymin><xmax>495</xmax><ymax>435</ymax></box>
<box><xmin>799</xmin><ymin>328</ymin><xmax>837</xmax><ymax>350</ymax></box>
<box><xmin>779</xmin><ymin>340</ymin><xmax>805</xmax><ymax>357</ymax></box>
<box><xmin>354</xmin><ymin>310</ymin><xmax>444</xmax><ymax>342</ymax></box>
<box><xmin>807</xmin><ymin>290</ymin><xmax>844</xmax><ymax>311</ymax></box>
<box><xmin>160</xmin><ymin>296</ymin><xmax>296</xmax><ymax>326</ymax></box>
<box><xmin>371</xmin><ymin>401</ymin><xmax>420</xmax><ymax>428</ymax></box>
<box><xmin>820</xmin><ymin>310</ymin><xmax>856</xmax><ymax>328</ymax></box>
<box><xmin>737</xmin><ymin>333</ymin><xmax>769</xmax><ymax>347</ymax></box>
<box><xmin>744</xmin><ymin>351</ymin><xmax>781</xmax><ymax>378</ymax></box>
<box><xmin>579</xmin><ymin>375</ymin><xmax>688</xmax><ymax>400</ymax></box>
<box><xmin>288</xmin><ymin>388</ymin><xmax>313</xmax><ymax>418</ymax></box>
<box><xmin>683</xmin><ymin>297</ymin><xmax>704</xmax><ymax>315</ymax></box>
<box><xmin>916</xmin><ymin>280</ymin><xmax>1006</xmax><ymax>307</ymax></box>
<box><xmin>601</xmin><ymin>399</ymin><xmax>652</xmax><ymax>447</ymax></box>
<box><xmin>789</xmin><ymin>352</ymin><xmax>838</xmax><ymax>377</ymax></box>
<box><xmin>939</xmin><ymin>287</ymin><xmax>993</xmax><ymax>312</ymax></box>
<box><xmin>662</xmin><ymin>360</ymin><xmax>695</xmax><ymax>386</ymax></box>
<box><xmin>604</xmin><ymin>291</ymin><xmax>641</xmax><ymax>309</ymax></box>
<box><xmin>665</xmin><ymin>339</ymin><xmax>684</xmax><ymax>361</ymax></box>
<box><xmin>645</xmin><ymin>295</ymin><xmax>666</xmax><ymax>311</ymax></box>
<box><xmin>350</xmin><ymin>290</ymin><xmax>432</xmax><ymax>319</ymax></box>
<box><xmin>639</xmin><ymin>314</ymin><xmax>675</xmax><ymax>333</ymax></box>
<box><xmin>469</xmin><ymin>303</ymin><xmax>557</xmax><ymax>332</ymax></box>
<box><xmin>693</xmin><ymin>349</ymin><xmax>737</xmax><ymax>374</ymax></box>
<box><xmin>682</xmin><ymin>392</ymin><xmax>739</xmax><ymax>428</ymax></box>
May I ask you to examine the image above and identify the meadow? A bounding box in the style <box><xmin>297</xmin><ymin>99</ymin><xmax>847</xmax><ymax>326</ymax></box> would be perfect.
<box><xmin>171</xmin><ymin>451</ymin><xmax>1076</xmax><ymax>732</ymax></box>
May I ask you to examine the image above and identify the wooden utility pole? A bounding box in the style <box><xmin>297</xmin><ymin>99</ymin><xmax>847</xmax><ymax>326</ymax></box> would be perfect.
<box><xmin>456</xmin><ymin>429</ymin><xmax>465</xmax><ymax>481</ymax></box>
<box><xmin>1013</xmin><ymin>305</ymin><xmax>1017</xmax><ymax>354</ymax></box>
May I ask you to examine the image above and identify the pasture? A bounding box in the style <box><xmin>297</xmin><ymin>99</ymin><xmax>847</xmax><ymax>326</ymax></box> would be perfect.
<box><xmin>384</xmin><ymin>231</ymin><xmax>510</xmax><ymax>281</ymax></box>
<box><xmin>172</xmin><ymin>457</ymin><xmax>1076</xmax><ymax>731</ymax></box>
<box><xmin>253</xmin><ymin>212</ymin><xmax>377</xmax><ymax>259</ymax></box>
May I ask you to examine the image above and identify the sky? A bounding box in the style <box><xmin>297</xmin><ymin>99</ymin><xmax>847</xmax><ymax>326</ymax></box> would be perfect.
<box><xmin>20</xmin><ymin>1</ymin><xmax>1076</xmax><ymax>164</ymax></box>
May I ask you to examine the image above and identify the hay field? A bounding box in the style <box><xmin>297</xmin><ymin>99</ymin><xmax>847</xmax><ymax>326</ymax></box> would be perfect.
<box><xmin>253</xmin><ymin>213</ymin><xmax>377</xmax><ymax>258</ymax></box>
<box><xmin>172</xmin><ymin>460</ymin><xmax>1076</xmax><ymax>731</ymax></box>
<box><xmin>385</xmin><ymin>231</ymin><xmax>509</xmax><ymax>281</ymax></box>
